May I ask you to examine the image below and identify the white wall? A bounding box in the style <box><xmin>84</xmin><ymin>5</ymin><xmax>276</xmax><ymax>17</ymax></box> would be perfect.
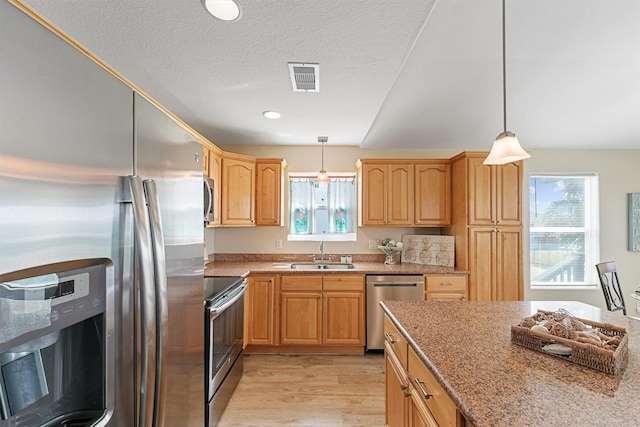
<box><xmin>523</xmin><ymin>150</ymin><xmax>640</xmax><ymax>314</ymax></box>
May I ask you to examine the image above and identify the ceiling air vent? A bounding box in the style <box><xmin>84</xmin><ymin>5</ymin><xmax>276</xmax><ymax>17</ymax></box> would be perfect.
<box><xmin>288</xmin><ymin>63</ymin><xmax>319</xmax><ymax>92</ymax></box>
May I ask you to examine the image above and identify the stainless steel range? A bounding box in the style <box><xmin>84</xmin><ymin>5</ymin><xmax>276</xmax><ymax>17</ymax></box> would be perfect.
<box><xmin>204</xmin><ymin>277</ymin><xmax>247</xmax><ymax>426</ymax></box>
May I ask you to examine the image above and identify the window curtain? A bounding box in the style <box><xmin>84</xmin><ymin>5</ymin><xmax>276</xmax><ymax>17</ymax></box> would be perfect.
<box><xmin>328</xmin><ymin>178</ymin><xmax>354</xmax><ymax>233</ymax></box>
<box><xmin>290</xmin><ymin>178</ymin><xmax>313</xmax><ymax>234</ymax></box>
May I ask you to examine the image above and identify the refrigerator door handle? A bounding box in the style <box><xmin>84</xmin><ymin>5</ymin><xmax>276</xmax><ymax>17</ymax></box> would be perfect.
<box><xmin>128</xmin><ymin>176</ymin><xmax>157</xmax><ymax>427</ymax></box>
<box><xmin>142</xmin><ymin>179</ymin><xmax>168</xmax><ymax>427</ymax></box>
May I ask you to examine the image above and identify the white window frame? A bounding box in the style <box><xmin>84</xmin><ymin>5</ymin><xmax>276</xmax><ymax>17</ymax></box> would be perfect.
<box><xmin>529</xmin><ymin>173</ymin><xmax>600</xmax><ymax>289</ymax></box>
<box><xmin>287</xmin><ymin>172</ymin><xmax>357</xmax><ymax>242</ymax></box>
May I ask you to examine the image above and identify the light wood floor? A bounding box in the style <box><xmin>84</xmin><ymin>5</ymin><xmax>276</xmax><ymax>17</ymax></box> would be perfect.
<box><xmin>217</xmin><ymin>353</ymin><xmax>385</xmax><ymax>427</ymax></box>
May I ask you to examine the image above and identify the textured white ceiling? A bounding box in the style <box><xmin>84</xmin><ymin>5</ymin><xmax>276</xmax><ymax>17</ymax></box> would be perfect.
<box><xmin>21</xmin><ymin>0</ymin><xmax>640</xmax><ymax>150</ymax></box>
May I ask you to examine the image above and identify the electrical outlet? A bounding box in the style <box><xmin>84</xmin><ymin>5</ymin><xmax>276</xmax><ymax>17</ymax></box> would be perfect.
<box><xmin>275</xmin><ymin>239</ymin><xmax>283</xmax><ymax>249</ymax></box>
<box><xmin>368</xmin><ymin>239</ymin><xmax>378</xmax><ymax>249</ymax></box>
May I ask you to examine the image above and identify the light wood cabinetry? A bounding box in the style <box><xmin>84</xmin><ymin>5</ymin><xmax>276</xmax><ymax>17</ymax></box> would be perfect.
<box><xmin>356</xmin><ymin>159</ymin><xmax>451</xmax><ymax>227</ymax></box>
<box><xmin>207</xmin><ymin>150</ymin><xmax>222</xmax><ymax>225</ymax></box>
<box><xmin>323</xmin><ymin>275</ymin><xmax>366</xmax><ymax>345</ymax></box>
<box><xmin>384</xmin><ymin>314</ymin><xmax>468</xmax><ymax>427</ymax></box>
<box><xmin>357</xmin><ymin>160</ymin><xmax>413</xmax><ymax>226</ymax></box>
<box><xmin>408</xmin><ymin>347</ymin><xmax>460</xmax><ymax>427</ymax></box>
<box><xmin>414</xmin><ymin>161</ymin><xmax>451</xmax><ymax>226</ymax></box>
<box><xmin>221</xmin><ymin>153</ymin><xmax>256</xmax><ymax>225</ymax></box>
<box><xmin>445</xmin><ymin>152</ymin><xmax>523</xmax><ymax>301</ymax></box>
<box><xmin>468</xmin><ymin>226</ymin><xmax>522</xmax><ymax>301</ymax></box>
<box><xmin>255</xmin><ymin>158</ymin><xmax>286</xmax><ymax>226</ymax></box>
<box><xmin>280</xmin><ymin>274</ymin><xmax>365</xmax><ymax>347</ymax></box>
<box><xmin>384</xmin><ymin>316</ymin><xmax>410</xmax><ymax>427</ymax></box>
<box><xmin>280</xmin><ymin>276</ymin><xmax>323</xmax><ymax>345</ymax></box>
<box><xmin>246</xmin><ymin>274</ymin><xmax>279</xmax><ymax>346</ymax></box>
<box><xmin>466</xmin><ymin>155</ymin><xmax>522</xmax><ymax>226</ymax></box>
<box><xmin>425</xmin><ymin>275</ymin><xmax>467</xmax><ymax>301</ymax></box>
<box><xmin>385</xmin><ymin>341</ymin><xmax>411</xmax><ymax>427</ymax></box>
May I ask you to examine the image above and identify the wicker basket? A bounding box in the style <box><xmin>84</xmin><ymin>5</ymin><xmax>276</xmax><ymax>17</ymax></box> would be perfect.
<box><xmin>511</xmin><ymin>309</ymin><xmax>628</xmax><ymax>375</ymax></box>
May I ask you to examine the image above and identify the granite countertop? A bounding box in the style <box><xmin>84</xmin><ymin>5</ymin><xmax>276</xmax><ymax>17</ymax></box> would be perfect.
<box><xmin>205</xmin><ymin>260</ymin><xmax>468</xmax><ymax>278</ymax></box>
<box><xmin>381</xmin><ymin>300</ymin><xmax>640</xmax><ymax>427</ymax></box>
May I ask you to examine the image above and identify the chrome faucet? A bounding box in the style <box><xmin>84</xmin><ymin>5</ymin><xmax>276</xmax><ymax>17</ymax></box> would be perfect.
<box><xmin>319</xmin><ymin>241</ymin><xmax>324</xmax><ymax>261</ymax></box>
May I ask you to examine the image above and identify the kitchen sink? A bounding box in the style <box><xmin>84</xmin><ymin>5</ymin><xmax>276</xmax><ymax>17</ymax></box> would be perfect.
<box><xmin>290</xmin><ymin>263</ymin><xmax>355</xmax><ymax>270</ymax></box>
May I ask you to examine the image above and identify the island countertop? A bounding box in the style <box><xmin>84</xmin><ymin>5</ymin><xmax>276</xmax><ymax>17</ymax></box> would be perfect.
<box><xmin>380</xmin><ymin>300</ymin><xmax>640</xmax><ymax>427</ymax></box>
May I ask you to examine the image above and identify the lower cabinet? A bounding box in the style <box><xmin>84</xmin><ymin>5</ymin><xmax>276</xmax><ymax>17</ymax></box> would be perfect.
<box><xmin>385</xmin><ymin>341</ymin><xmax>411</xmax><ymax>427</ymax></box>
<box><xmin>384</xmin><ymin>314</ymin><xmax>469</xmax><ymax>427</ymax></box>
<box><xmin>247</xmin><ymin>273</ymin><xmax>365</xmax><ymax>350</ymax></box>
<box><xmin>425</xmin><ymin>275</ymin><xmax>468</xmax><ymax>301</ymax></box>
<box><xmin>281</xmin><ymin>274</ymin><xmax>365</xmax><ymax>347</ymax></box>
<box><xmin>280</xmin><ymin>276</ymin><xmax>323</xmax><ymax>345</ymax></box>
<box><xmin>245</xmin><ymin>274</ymin><xmax>279</xmax><ymax>346</ymax></box>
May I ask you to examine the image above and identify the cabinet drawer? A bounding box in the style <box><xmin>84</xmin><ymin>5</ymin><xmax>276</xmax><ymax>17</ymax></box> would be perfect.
<box><xmin>425</xmin><ymin>276</ymin><xmax>467</xmax><ymax>293</ymax></box>
<box><xmin>408</xmin><ymin>347</ymin><xmax>457</xmax><ymax>427</ymax></box>
<box><xmin>384</xmin><ymin>315</ymin><xmax>408</xmax><ymax>370</ymax></box>
<box><xmin>281</xmin><ymin>275</ymin><xmax>323</xmax><ymax>291</ymax></box>
<box><xmin>323</xmin><ymin>275</ymin><xmax>364</xmax><ymax>291</ymax></box>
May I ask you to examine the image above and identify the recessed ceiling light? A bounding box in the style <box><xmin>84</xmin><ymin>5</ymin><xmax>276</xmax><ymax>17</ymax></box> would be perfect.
<box><xmin>203</xmin><ymin>0</ymin><xmax>241</xmax><ymax>21</ymax></box>
<box><xmin>263</xmin><ymin>111</ymin><xmax>281</xmax><ymax>120</ymax></box>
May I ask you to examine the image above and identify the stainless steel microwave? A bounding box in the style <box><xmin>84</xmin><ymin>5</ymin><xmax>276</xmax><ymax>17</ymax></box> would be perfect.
<box><xmin>203</xmin><ymin>176</ymin><xmax>214</xmax><ymax>222</ymax></box>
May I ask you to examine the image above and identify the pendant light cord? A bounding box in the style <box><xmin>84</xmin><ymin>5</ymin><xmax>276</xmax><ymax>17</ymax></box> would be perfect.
<box><xmin>502</xmin><ymin>0</ymin><xmax>507</xmax><ymax>133</ymax></box>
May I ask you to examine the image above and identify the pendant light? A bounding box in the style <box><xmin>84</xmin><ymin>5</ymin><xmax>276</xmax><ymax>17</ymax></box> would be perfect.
<box><xmin>483</xmin><ymin>0</ymin><xmax>530</xmax><ymax>165</ymax></box>
<box><xmin>316</xmin><ymin>136</ymin><xmax>329</xmax><ymax>183</ymax></box>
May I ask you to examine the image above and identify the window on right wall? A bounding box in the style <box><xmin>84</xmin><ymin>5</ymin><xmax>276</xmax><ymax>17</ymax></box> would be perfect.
<box><xmin>529</xmin><ymin>174</ymin><xmax>600</xmax><ymax>288</ymax></box>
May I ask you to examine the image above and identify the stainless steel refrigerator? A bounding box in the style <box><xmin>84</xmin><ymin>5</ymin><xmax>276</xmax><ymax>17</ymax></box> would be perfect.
<box><xmin>1</xmin><ymin>2</ymin><xmax>205</xmax><ymax>426</ymax></box>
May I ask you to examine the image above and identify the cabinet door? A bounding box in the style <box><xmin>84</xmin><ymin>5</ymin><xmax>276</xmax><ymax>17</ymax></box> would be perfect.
<box><xmin>495</xmin><ymin>228</ymin><xmax>523</xmax><ymax>301</ymax></box>
<box><xmin>361</xmin><ymin>164</ymin><xmax>388</xmax><ymax>225</ymax></box>
<box><xmin>280</xmin><ymin>291</ymin><xmax>322</xmax><ymax>345</ymax></box>
<box><xmin>410</xmin><ymin>390</ymin><xmax>438</xmax><ymax>427</ymax></box>
<box><xmin>468</xmin><ymin>227</ymin><xmax>496</xmax><ymax>301</ymax></box>
<box><xmin>255</xmin><ymin>161</ymin><xmax>282</xmax><ymax>226</ymax></box>
<box><xmin>208</xmin><ymin>149</ymin><xmax>221</xmax><ymax>225</ymax></box>
<box><xmin>246</xmin><ymin>275</ymin><xmax>277</xmax><ymax>345</ymax></box>
<box><xmin>221</xmin><ymin>157</ymin><xmax>255</xmax><ymax>225</ymax></box>
<box><xmin>467</xmin><ymin>157</ymin><xmax>494</xmax><ymax>225</ymax></box>
<box><xmin>323</xmin><ymin>291</ymin><xmax>364</xmax><ymax>345</ymax></box>
<box><xmin>385</xmin><ymin>343</ymin><xmax>411</xmax><ymax>427</ymax></box>
<box><xmin>414</xmin><ymin>162</ymin><xmax>451</xmax><ymax>226</ymax></box>
<box><xmin>202</xmin><ymin>147</ymin><xmax>210</xmax><ymax>175</ymax></box>
<box><xmin>495</xmin><ymin>161</ymin><xmax>522</xmax><ymax>225</ymax></box>
<box><xmin>388</xmin><ymin>164</ymin><xmax>413</xmax><ymax>225</ymax></box>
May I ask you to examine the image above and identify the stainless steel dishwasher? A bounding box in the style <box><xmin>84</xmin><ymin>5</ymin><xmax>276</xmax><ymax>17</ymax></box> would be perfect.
<box><xmin>366</xmin><ymin>274</ymin><xmax>424</xmax><ymax>350</ymax></box>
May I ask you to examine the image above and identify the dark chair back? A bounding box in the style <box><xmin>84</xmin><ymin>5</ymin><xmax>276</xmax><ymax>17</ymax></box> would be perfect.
<box><xmin>596</xmin><ymin>261</ymin><xmax>626</xmax><ymax>315</ymax></box>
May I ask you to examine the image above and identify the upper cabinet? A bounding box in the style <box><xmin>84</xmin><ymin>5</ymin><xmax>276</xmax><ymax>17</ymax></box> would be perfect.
<box><xmin>255</xmin><ymin>158</ymin><xmax>287</xmax><ymax>226</ymax></box>
<box><xmin>357</xmin><ymin>160</ymin><xmax>413</xmax><ymax>226</ymax></box>
<box><xmin>414</xmin><ymin>161</ymin><xmax>451</xmax><ymax>226</ymax></box>
<box><xmin>221</xmin><ymin>153</ymin><xmax>256</xmax><ymax>226</ymax></box>
<box><xmin>208</xmin><ymin>152</ymin><xmax>285</xmax><ymax>227</ymax></box>
<box><xmin>203</xmin><ymin>145</ymin><xmax>222</xmax><ymax>226</ymax></box>
<box><xmin>445</xmin><ymin>151</ymin><xmax>524</xmax><ymax>302</ymax></box>
<box><xmin>465</xmin><ymin>155</ymin><xmax>522</xmax><ymax>226</ymax></box>
<box><xmin>356</xmin><ymin>159</ymin><xmax>451</xmax><ymax>227</ymax></box>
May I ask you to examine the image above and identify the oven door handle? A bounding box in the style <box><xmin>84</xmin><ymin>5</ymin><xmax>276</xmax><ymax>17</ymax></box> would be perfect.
<box><xmin>209</xmin><ymin>284</ymin><xmax>247</xmax><ymax>317</ymax></box>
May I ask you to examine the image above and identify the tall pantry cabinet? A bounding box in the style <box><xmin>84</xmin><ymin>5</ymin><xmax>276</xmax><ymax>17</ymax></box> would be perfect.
<box><xmin>444</xmin><ymin>152</ymin><xmax>523</xmax><ymax>301</ymax></box>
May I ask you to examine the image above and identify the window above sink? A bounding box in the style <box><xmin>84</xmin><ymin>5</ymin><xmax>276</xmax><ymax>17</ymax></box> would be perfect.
<box><xmin>287</xmin><ymin>174</ymin><xmax>357</xmax><ymax>242</ymax></box>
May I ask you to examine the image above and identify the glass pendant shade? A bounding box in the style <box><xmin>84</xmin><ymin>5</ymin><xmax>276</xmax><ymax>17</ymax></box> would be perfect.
<box><xmin>483</xmin><ymin>131</ymin><xmax>531</xmax><ymax>165</ymax></box>
<box><xmin>316</xmin><ymin>169</ymin><xmax>329</xmax><ymax>183</ymax></box>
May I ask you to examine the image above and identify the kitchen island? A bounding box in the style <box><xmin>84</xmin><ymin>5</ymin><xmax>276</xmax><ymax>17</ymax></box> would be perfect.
<box><xmin>381</xmin><ymin>300</ymin><xmax>640</xmax><ymax>427</ymax></box>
